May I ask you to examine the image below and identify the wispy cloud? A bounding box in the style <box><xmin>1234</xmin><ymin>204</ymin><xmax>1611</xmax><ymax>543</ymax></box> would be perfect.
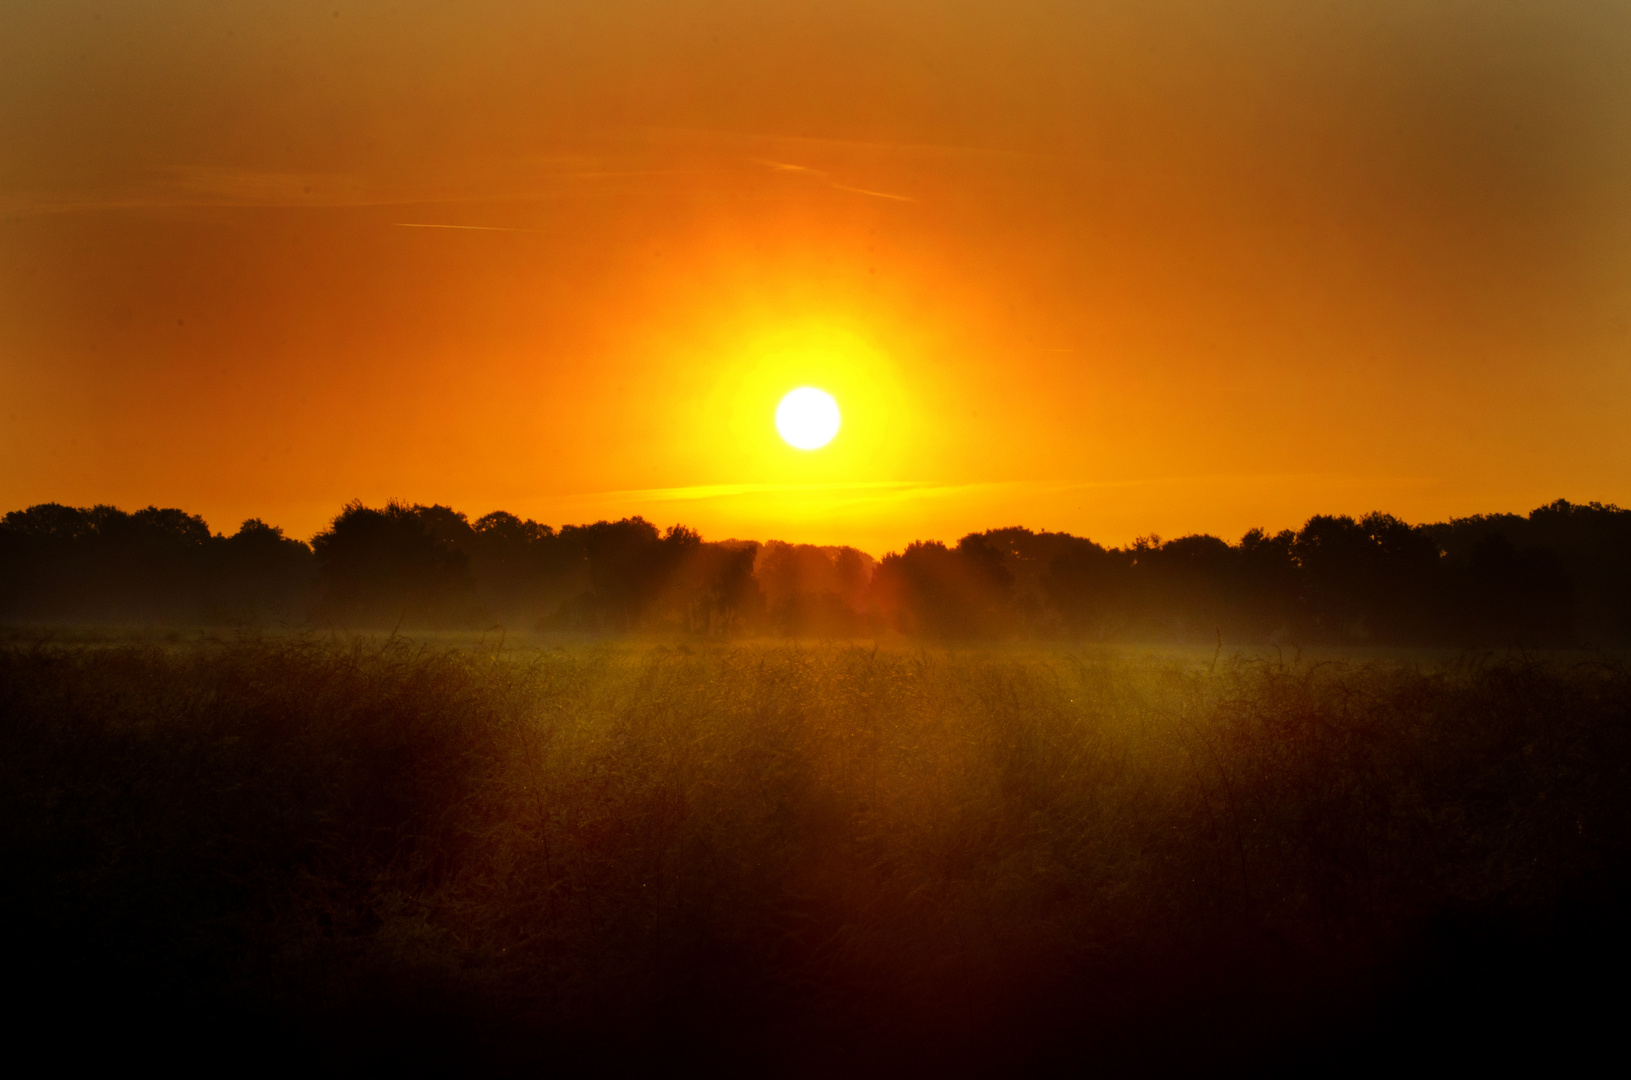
<box><xmin>0</xmin><ymin>158</ymin><xmax>684</xmax><ymax>216</ymax></box>
<box><xmin>0</xmin><ymin>141</ymin><xmax>926</xmax><ymax>217</ymax></box>
<box><xmin>626</xmin><ymin>481</ymin><xmax>922</xmax><ymax>502</ymax></box>
<box><xmin>392</xmin><ymin>222</ymin><xmax>545</xmax><ymax>232</ymax></box>
<box><xmin>752</xmin><ymin>160</ymin><xmax>914</xmax><ymax>202</ymax></box>
<box><xmin>163</xmin><ymin>166</ymin><xmax>368</xmax><ymax>205</ymax></box>
<box><xmin>634</xmin><ymin>125</ymin><xmax>1011</xmax><ymax>161</ymax></box>
<box><xmin>569</xmin><ymin>473</ymin><xmax>1444</xmax><ymax>510</ymax></box>
<box><xmin>586</xmin><ymin>480</ymin><xmax>1066</xmax><ymax>509</ymax></box>
<box><xmin>0</xmin><ymin>167</ymin><xmax>375</xmax><ymax>214</ymax></box>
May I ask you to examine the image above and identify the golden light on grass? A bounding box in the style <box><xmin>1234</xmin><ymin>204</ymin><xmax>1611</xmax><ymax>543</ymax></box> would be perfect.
<box><xmin>775</xmin><ymin>387</ymin><xmax>841</xmax><ymax>451</ymax></box>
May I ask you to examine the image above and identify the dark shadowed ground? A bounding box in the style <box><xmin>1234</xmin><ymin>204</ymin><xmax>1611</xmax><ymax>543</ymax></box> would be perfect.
<box><xmin>4</xmin><ymin>632</ymin><xmax>1627</xmax><ymax>1072</ymax></box>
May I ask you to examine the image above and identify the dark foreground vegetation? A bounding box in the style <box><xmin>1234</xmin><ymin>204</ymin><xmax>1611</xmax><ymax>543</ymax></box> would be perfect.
<box><xmin>4</xmin><ymin>497</ymin><xmax>1630</xmax><ymax>644</ymax></box>
<box><xmin>4</xmin><ymin>636</ymin><xmax>1628</xmax><ymax>1071</ymax></box>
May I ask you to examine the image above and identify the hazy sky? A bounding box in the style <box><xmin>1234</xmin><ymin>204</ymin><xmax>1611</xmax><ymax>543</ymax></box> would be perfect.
<box><xmin>4</xmin><ymin>1</ymin><xmax>1630</xmax><ymax>552</ymax></box>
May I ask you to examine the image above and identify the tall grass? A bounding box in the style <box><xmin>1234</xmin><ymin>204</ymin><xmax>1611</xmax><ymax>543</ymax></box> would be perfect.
<box><xmin>3</xmin><ymin>636</ymin><xmax>1627</xmax><ymax>1069</ymax></box>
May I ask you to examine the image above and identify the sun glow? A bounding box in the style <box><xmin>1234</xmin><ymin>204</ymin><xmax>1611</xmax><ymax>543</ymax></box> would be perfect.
<box><xmin>775</xmin><ymin>387</ymin><xmax>841</xmax><ymax>450</ymax></box>
<box><xmin>682</xmin><ymin>323</ymin><xmax>918</xmax><ymax>530</ymax></box>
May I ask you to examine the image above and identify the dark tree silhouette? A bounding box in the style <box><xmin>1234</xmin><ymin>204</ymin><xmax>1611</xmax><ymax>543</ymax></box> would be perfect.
<box><xmin>466</xmin><ymin>511</ymin><xmax>586</xmax><ymax>628</ymax></box>
<box><xmin>671</xmin><ymin>540</ymin><xmax>765</xmax><ymax>634</ymax></box>
<box><xmin>2</xmin><ymin>497</ymin><xmax>1627</xmax><ymax>643</ymax></box>
<box><xmin>1041</xmin><ymin>535</ymin><xmax>1130</xmax><ymax>640</ymax></box>
<box><xmin>756</xmin><ymin>541</ymin><xmax>876</xmax><ymax>636</ymax></box>
<box><xmin>1291</xmin><ymin>513</ymin><xmax>1446</xmax><ymax>642</ymax></box>
<box><xmin>874</xmin><ymin>535</ymin><xmax>1012</xmax><ymax>637</ymax></box>
<box><xmin>1236</xmin><ymin>528</ymin><xmax>1299</xmax><ymax>640</ymax></box>
<box><xmin>311</xmin><ymin>501</ymin><xmax>475</xmax><ymax>627</ymax></box>
<box><xmin>549</xmin><ymin>518</ymin><xmax>698</xmax><ymax>631</ymax></box>
<box><xmin>1459</xmin><ymin>533</ymin><xmax>1573</xmax><ymax>643</ymax></box>
<box><xmin>1431</xmin><ymin>499</ymin><xmax>1625</xmax><ymax>643</ymax></box>
<box><xmin>0</xmin><ymin>503</ymin><xmax>219</xmax><ymax>622</ymax></box>
<box><xmin>209</xmin><ymin>519</ymin><xmax>317</xmax><ymax>623</ymax></box>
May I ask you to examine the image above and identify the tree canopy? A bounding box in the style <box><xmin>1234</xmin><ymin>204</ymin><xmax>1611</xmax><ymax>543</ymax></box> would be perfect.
<box><xmin>2</xmin><ymin>499</ymin><xmax>1626</xmax><ymax>644</ymax></box>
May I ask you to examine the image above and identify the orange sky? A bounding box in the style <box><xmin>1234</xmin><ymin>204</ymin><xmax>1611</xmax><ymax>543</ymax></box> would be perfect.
<box><xmin>3</xmin><ymin>1</ymin><xmax>1630</xmax><ymax>554</ymax></box>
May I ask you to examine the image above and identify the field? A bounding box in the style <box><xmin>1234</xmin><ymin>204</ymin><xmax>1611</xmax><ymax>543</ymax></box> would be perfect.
<box><xmin>5</xmin><ymin>632</ymin><xmax>1628</xmax><ymax>1071</ymax></box>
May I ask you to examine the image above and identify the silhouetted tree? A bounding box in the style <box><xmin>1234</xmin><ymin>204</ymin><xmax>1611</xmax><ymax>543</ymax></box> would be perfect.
<box><xmin>1127</xmin><ymin>533</ymin><xmax>1235</xmax><ymax>638</ymax></box>
<box><xmin>873</xmin><ymin>535</ymin><xmax>1012</xmax><ymax>637</ymax></box>
<box><xmin>668</xmin><ymin>540</ymin><xmax>765</xmax><ymax>634</ymax></box>
<box><xmin>3</xmin><ymin>496</ymin><xmax>1627</xmax><ymax>643</ymax></box>
<box><xmin>311</xmin><ymin>501</ymin><xmax>476</xmax><ymax>627</ymax></box>
<box><xmin>1432</xmin><ymin>500</ymin><xmax>1626</xmax><ymax>643</ymax></box>
<box><xmin>0</xmin><ymin>503</ymin><xmax>215</xmax><ymax>622</ymax></box>
<box><xmin>1458</xmin><ymin>533</ymin><xmax>1573</xmax><ymax>644</ymax></box>
<box><xmin>1042</xmin><ymin>536</ymin><xmax>1131</xmax><ymax>640</ymax></box>
<box><xmin>1235</xmin><ymin>528</ymin><xmax>1299</xmax><ymax>640</ymax></box>
<box><xmin>1289</xmin><ymin>513</ymin><xmax>1446</xmax><ymax>642</ymax></box>
<box><xmin>549</xmin><ymin>518</ymin><xmax>697</xmax><ymax>631</ymax></box>
<box><xmin>207</xmin><ymin>519</ymin><xmax>317</xmax><ymax>624</ymax></box>
<box><xmin>756</xmin><ymin>541</ymin><xmax>876</xmax><ymax>636</ymax></box>
<box><xmin>466</xmin><ymin>511</ymin><xmax>587</xmax><ymax>628</ymax></box>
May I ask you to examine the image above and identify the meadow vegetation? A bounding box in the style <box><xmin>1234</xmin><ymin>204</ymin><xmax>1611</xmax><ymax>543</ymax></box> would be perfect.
<box><xmin>5</xmin><ymin>633</ymin><xmax>1627</xmax><ymax>1069</ymax></box>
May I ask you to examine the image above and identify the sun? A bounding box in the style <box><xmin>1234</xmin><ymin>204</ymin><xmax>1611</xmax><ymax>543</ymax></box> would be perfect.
<box><xmin>775</xmin><ymin>387</ymin><xmax>841</xmax><ymax>450</ymax></box>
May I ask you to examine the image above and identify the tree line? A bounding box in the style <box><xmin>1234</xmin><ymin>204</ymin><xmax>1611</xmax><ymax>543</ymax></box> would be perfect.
<box><xmin>1</xmin><ymin>498</ymin><xmax>1627</xmax><ymax>644</ymax></box>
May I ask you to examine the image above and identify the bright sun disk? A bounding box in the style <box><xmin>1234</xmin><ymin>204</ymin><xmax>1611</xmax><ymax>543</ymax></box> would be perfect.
<box><xmin>775</xmin><ymin>387</ymin><xmax>841</xmax><ymax>450</ymax></box>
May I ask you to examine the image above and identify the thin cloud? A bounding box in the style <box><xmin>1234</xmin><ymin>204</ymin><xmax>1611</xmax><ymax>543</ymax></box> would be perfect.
<box><xmin>0</xmin><ymin>159</ymin><xmax>703</xmax><ymax>216</ymax></box>
<box><xmin>0</xmin><ymin>150</ymin><xmax>914</xmax><ymax>217</ymax></box>
<box><xmin>753</xmin><ymin>160</ymin><xmax>914</xmax><ymax>202</ymax></box>
<box><xmin>626</xmin><ymin>481</ymin><xmax>921</xmax><ymax>502</ymax></box>
<box><xmin>164</xmin><ymin>166</ymin><xmax>367</xmax><ymax>205</ymax></box>
<box><xmin>574</xmin><ymin>473</ymin><xmax>1442</xmax><ymax>509</ymax></box>
<box><xmin>392</xmin><ymin>222</ymin><xmax>544</xmax><ymax>232</ymax></box>
<box><xmin>0</xmin><ymin>167</ymin><xmax>372</xmax><ymax>214</ymax></box>
<box><xmin>633</xmin><ymin>125</ymin><xmax>1013</xmax><ymax>161</ymax></box>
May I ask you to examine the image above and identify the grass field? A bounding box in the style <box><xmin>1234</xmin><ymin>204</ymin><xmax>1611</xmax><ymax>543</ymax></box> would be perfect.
<box><xmin>4</xmin><ymin>632</ymin><xmax>1628</xmax><ymax>1071</ymax></box>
